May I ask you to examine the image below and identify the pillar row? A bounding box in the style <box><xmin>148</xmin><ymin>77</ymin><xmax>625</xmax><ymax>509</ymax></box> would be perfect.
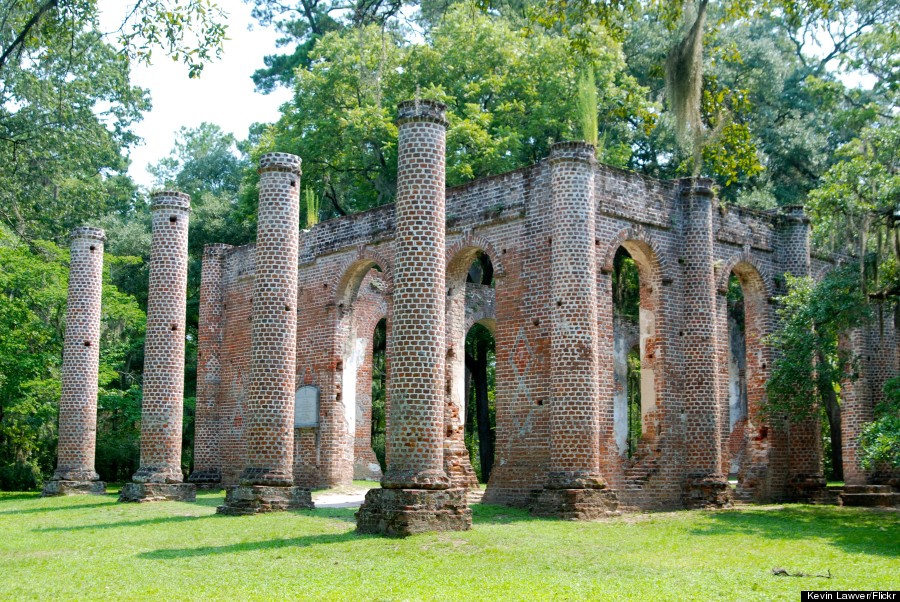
<box><xmin>44</xmin><ymin>227</ymin><xmax>106</xmax><ymax>496</ymax></box>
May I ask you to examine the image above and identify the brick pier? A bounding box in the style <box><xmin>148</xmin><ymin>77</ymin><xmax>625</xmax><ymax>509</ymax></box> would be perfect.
<box><xmin>217</xmin><ymin>153</ymin><xmax>313</xmax><ymax>514</ymax></box>
<box><xmin>531</xmin><ymin>142</ymin><xmax>619</xmax><ymax>518</ymax></box>
<box><xmin>356</xmin><ymin>100</ymin><xmax>471</xmax><ymax>535</ymax></box>
<box><xmin>120</xmin><ymin>192</ymin><xmax>195</xmax><ymax>503</ymax></box>
<box><xmin>43</xmin><ymin>227</ymin><xmax>107</xmax><ymax>496</ymax></box>
<box><xmin>189</xmin><ymin>243</ymin><xmax>232</xmax><ymax>489</ymax></box>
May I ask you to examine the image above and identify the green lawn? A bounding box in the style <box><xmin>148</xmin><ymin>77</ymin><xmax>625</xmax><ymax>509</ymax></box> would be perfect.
<box><xmin>1</xmin><ymin>489</ymin><xmax>897</xmax><ymax>601</ymax></box>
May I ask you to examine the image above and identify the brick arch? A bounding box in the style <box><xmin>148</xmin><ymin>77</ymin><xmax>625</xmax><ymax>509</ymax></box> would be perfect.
<box><xmin>716</xmin><ymin>252</ymin><xmax>775</xmax><ymax>300</ymax></box>
<box><xmin>334</xmin><ymin>247</ymin><xmax>394</xmax><ymax>309</ymax></box>
<box><xmin>446</xmin><ymin>232</ymin><xmax>506</xmax><ymax>284</ymax></box>
<box><xmin>600</xmin><ymin>225</ymin><xmax>673</xmax><ymax>283</ymax></box>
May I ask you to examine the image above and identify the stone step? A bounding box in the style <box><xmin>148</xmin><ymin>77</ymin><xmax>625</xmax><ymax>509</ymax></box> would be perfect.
<box><xmin>839</xmin><ymin>492</ymin><xmax>900</xmax><ymax>508</ymax></box>
<box><xmin>843</xmin><ymin>484</ymin><xmax>894</xmax><ymax>494</ymax></box>
<box><xmin>466</xmin><ymin>488</ymin><xmax>485</xmax><ymax>504</ymax></box>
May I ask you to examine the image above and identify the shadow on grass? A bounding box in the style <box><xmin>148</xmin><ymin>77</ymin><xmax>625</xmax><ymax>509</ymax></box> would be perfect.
<box><xmin>35</xmin><ymin>514</ymin><xmax>212</xmax><ymax>533</ymax></box>
<box><xmin>139</xmin><ymin>531</ymin><xmax>358</xmax><ymax>559</ymax></box>
<box><xmin>0</xmin><ymin>492</ymin><xmax>41</xmax><ymax>501</ymax></box>
<box><xmin>0</xmin><ymin>498</ymin><xmax>115</xmax><ymax>516</ymax></box>
<box><xmin>473</xmin><ymin>504</ymin><xmax>543</xmax><ymax>525</ymax></box>
<box><xmin>692</xmin><ymin>506</ymin><xmax>900</xmax><ymax>557</ymax></box>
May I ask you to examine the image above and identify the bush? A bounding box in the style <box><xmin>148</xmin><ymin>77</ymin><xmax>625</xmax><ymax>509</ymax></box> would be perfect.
<box><xmin>0</xmin><ymin>461</ymin><xmax>42</xmax><ymax>491</ymax></box>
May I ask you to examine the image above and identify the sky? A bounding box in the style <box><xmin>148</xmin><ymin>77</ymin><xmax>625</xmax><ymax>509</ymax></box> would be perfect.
<box><xmin>98</xmin><ymin>0</ymin><xmax>293</xmax><ymax>188</ymax></box>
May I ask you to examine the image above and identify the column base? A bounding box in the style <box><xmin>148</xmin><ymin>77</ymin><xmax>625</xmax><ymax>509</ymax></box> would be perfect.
<box><xmin>119</xmin><ymin>482</ymin><xmax>196</xmax><ymax>503</ymax></box>
<box><xmin>786</xmin><ymin>474</ymin><xmax>826</xmax><ymax>503</ymax></box>
<box><xmin>188</xmin><ymin>468</ymin><xmax>223</xmax><ymax>490</ymax></box>
<box><xmin>682</xmin><ymin>474</ymin><xmax>733</xmax><ymax>509</ymax></box>
<box><xmin>41</xmin><ymin>480</ymin><xmax>106</xmax><ymax>497</ymax></box>
<box><xmin>131</xmin><ymin>465</ymin><xmax>184</xmax><ymax>484</ymax></box>
<box><xmin>216</xmin><ymin>485</ymin><xmax>314</xmax><ymax>515</ymax></box>
<box><xmin>355</xmin><ymin>488</ymin><xmax>471</xmax><ymax>537</ymax></box>
<box><xmin>530</xmin><ymin>487</ymin><xmax>619</xmax><ymax>519</ymax></box>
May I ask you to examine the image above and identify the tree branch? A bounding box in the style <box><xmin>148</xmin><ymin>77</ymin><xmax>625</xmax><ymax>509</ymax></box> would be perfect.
<box><xmin>0</xmin><ymin>0</ymin><xmax>59</xmax><ymax>73</ymax></box>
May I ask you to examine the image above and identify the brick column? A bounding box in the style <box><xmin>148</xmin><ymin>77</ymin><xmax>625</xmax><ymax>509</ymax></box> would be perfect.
<box><xmin>189</xmin><ymin>243</ymin><xmax>232</xmax><ymax>489</ymax></box>
<box><xmin>218</xmin><ymin>153</ymin><xmax>312</xmax><ymax>514</ymax></box>
<box><xmin>680</xmin><ymin>179</ymin><xmax>731</xmax><ymax>508</ymax></box>
<box><xmin>120</xmin><ymin>192</ymin><xmax>195</xmax><ymax>502</ymax></box>
<box><xmin>778</xmin><ymin>205</ymin><xmax>825</xmax><ymax>500</ymax></box>
<box><xmin>43</xmin><ymin>227</ymin><xmax>107</xmax><ymax>496</ymax></box>
<box><xmin>531</xmin><ymin>142</ymin><xmax>618</xmax><ymax>519</ymax></box>
<box><xmin>357</xmin><ymin>100</ymin><xmax>471</xmax><ymax>536</ymax></box>
<box><xmin>841</xmin><ymin>328</ymin><xmax>872</xmax><ymax>486</ymax></box>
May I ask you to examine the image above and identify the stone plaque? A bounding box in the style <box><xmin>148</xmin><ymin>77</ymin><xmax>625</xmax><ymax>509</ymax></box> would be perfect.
<box><xmin>295</xmin><ymin>386</ymin><xmax>319</xmax><ymax>428</ymax></box>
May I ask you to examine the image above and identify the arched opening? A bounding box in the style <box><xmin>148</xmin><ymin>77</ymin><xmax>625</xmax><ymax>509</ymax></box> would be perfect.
<box><xmin>335</xmin><ymin>259</ymin><xmax>388</xmax><ymax>483</ymax></box>
<box><xmin>724</xmin><ymin>261</ymin><xmax>774</xmax><ymax>499</ymax></box>
<box><xmin>464</xmin><ymin>322</ymin><xmax>496</xmax><ymax>482</ymax></box>
<box><xmin>611</xmin><ymin>245</ymin><xmax>659</xmax><ymax>457</ymax></box>
<box><xmin>371</xmin><ymin>318</ymin><xmax>387</xmax><ymax>472</ymax></box>
<box><xmin>446</xmin><ymin>247</ymin><xmax>497</xmax><ymax>487</ymax></box>
<box><xmin>726</xmin><ymin>274</ymin><xmax>749</xmax><ymax>477</ymax></box>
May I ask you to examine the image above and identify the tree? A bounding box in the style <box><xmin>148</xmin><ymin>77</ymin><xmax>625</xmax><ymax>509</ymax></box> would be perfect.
<box><xmin>765</xmin><ymin>267</ymin><xmax>871</xmax><ymax>480</ymax></box>
<box><xmin>858</xmin><ymin>376</ymin><xmax>900</xmax><ymax>471</ymax></box>
<box><xmin>247</xmin><ymin>0</ymin><xmax>406</xmax><ymax>93</ymax></box>
<box><xmin>251</xmin><ymin>4</ymin><xmax>647</xmax><ymax>219</ymax></box>
<box><xmin>0</xmin><ymin>1</ymin><xmax>227</xmax><ymax>79</ymax></box>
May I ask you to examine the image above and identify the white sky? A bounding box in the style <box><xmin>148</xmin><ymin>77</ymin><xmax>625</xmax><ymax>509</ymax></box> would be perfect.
<box><xmin>98</xmin><ymin>0</ymin><xmax>293</xmax><ymax>188</ymax></box>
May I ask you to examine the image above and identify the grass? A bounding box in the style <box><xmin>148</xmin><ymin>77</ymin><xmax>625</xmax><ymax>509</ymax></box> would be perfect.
<box><xmin>1</xmin><ymin>489</ymin><xmax>897</xmax><ymax>601</ymax></box>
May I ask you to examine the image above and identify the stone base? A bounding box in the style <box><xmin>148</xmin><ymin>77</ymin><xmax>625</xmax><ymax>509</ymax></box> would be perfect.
<box><xmin>356</xmin><ymin>488</ymin><xmax>471</xmax><ymax>537</ymax></box>
<box><xmin>41</xmin><ymin>480</ymin><xmax>106</xmax><ymax>497</ymax></box>
<box><xmin>786</xmin><ymin>474</ymin><xmax>826</xmax><ymax>503</ymax></box>
<box><xmin>119</xmin><ymin>482</ymin><xmax>197</xmax><ymax>503</ymax></box>
<box><xmin>216</xmin><ymin>485</ymin><xmax>313</xmax><ymax>515</ymax></box>
<box><xmin>683</xmin><ymin>474</ymin><xmax>733</xmax><ymax>509</ymax></box>
<box><xmin>188</xmin><ymin>468</ymin><xmax>223</xmax><ymax>490</ymax></box>
<box><xmin>530</xmin><ymin>487</ymin><xmax>620</xmax><ymax>520</ymax></box>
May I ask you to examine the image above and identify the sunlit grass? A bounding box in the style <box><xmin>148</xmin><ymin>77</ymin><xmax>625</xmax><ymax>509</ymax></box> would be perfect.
<box><xmin>1</xmin><ymin>490</ymin><xmax>897</xmax><ymax>600</ymax></box>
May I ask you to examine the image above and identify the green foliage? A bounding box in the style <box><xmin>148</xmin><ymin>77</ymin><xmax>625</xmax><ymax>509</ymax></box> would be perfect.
<box><xmin>0</xmin><ymin>8</ymin><xmax>148</xmax><ymax>243</ymax></box>
<box><xmin>116</xmin><ymin>0</ymin><xmax>228</xmax><ymax>78</ymax></box>
<box><xmin>577</xmin><ymin>67</ymin><xmax>599</xmax><ymax>148</ymax></box>
<box><xmin>626</xmin><ymin>347</ymin><xmax>641</xmax><ymax>458</ymax></box>
<box><xmin>858</xmin><ymin>376</ymin><xmax>900</xmax><ymax>469</ymax></box>
<box><xmin>255</xmin><ymin>4</ymin><xmax>647</xmax><ymax>218</ymax></box>
<box><xmin>612</xmin><ymin>248</ymin><xmax>640</xmax><ymax>323</ymax></box>
<box><xmin>765</xmin><ymin>267</ymin><xmax>869</xmax><ymax>421</ymax></box>
<box><xmin>304</xmin><ymin>188</ymin><xmax>321</xmax><ymax>228</ymax></box>
<box><xmin>807</xmin><ymin>120</ymin><xmax>900</xmax><ymax>294</ymax></box>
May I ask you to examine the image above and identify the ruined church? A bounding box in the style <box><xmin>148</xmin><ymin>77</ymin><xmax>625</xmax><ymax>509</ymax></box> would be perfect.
<box><xmin>43</xmin><ymin>100</ymin><xmax>899</xmax><ymax>535</ymax></box>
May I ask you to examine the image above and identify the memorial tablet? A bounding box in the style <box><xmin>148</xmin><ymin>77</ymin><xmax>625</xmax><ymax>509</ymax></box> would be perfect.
<box><xmin>295</xmin><ymin>386</ymin><xmax>319</xmax><ymax>428</ymax></box>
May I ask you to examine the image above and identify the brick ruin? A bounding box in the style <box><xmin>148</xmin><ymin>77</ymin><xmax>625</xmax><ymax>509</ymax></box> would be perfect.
<box><xmin>46</xmin><ymin>99</ymin><xmax>898</xmax><ymax>530</ymax></box>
